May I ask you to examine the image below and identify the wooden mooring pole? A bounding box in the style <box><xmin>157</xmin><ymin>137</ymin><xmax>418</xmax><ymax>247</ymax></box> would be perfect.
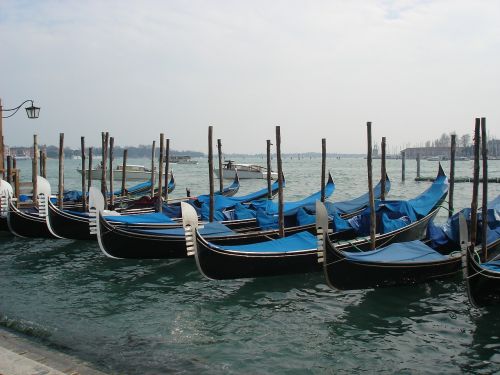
<box><xmin>101</xmin><ymin>132</ymin><xmax>109</xmax><ymax>209</ymax></box>
<box><xmin>109</xmin><ymin>137</ymin><xmax>115</xmax><ymax>208</ymax></box>
<box><xmin>81</xmin><ymin>137</ymin><xmax>87</xmax><ymax>212</ymax></box>
<box><xmin>158</xmin><ymin>134</ymin><xmax>164</xmax><ymax>207</ymax></box>
<box><xmin>321</xmin><ymin>138</ymin><xmax>326</xmax><ymax>203</ymax></box>
<box><xmin>208</xmin><ymin>126</ymin><xmax>214</xmax><ymax>222</ymax></box>
<box><xmin>381</xmin><ymin>137</ymin><xmax>386</xmax><ymax>200</ymax></box>
<box><xmin>6</xmin><ymin>156</ymin><xmax>12</xmax><ymax>184</ymax></box>
<box><xmin>32</xmin><ymin>134</ymin><xmax>38</xmax><ymax>205</ymax></box>
<box><xmin>276</xmin><ymin>126</ymin><xmax>284</xmax><ymax>237</ymax></box>
<box><xmin>470</xmin><ymin>118</ymin><xmax>481</xmax><ymax>250</ymax></box>
<box><xmin>481</xmin><ymin>117</ymin><xmax>488</xmax><ymax>259</ymax></box>
<box><xmin>367</xmin><ymin>122</ymin><xmax>376</xmax><ymax>250</ymax></box>
<box><xmin>88</xmin><ymin>147</ymin><xmax>93</xmax><ymax>192</ymax></box>
<box><xmin>449</xmin><ymin>134</ymin><xmax>456</xmax><ymax>217</ymax></box>
<box><xmin>58</xmin><ymin>133</ymin><xmax>64</xmax><ymax>209</ymax></box>
<box><xmin>267</xmin><ymin>140</ymin><xmax>272</xmax><ymax>199</ymax></box>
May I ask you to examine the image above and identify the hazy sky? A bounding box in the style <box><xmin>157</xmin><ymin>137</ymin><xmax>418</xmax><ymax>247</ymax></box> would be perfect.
<box><xmin>1</xmin><ymin>0</ymin><xmax>499</xmax><ymax>154</ymax></box>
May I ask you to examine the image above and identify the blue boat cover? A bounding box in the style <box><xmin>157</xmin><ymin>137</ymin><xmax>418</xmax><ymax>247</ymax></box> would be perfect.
<box><xmin>212</xmin><ymin>231</ymin><xmax>317</xmax><ymax>253</ymax></box>
<box><xmin>196</xmin><ymin>180</ymin><xmax>281</xmax><ymax>210</ymax></box>
<box><xmin>129</xmin><ymin>221</ymin><xmax>235</xmax><ymax>237</ymax></box>
<box><xmin>481</xmin><ymin>260</ymin><xmax>500</xmax><ymax>272</ymax></box>
<box><xmin>428</xmin><ymin>194</ymin><xmax>500</xmax><ymax>247</ymax></box>
<box><xmin>250</xmin><ymin>176</ymin><xmax>334</xmax><ymax>216</ymax></box>
<box><xmin>105</xmin><ymin>212</ymin><xmax>174</xmax><ymax>224</ymax></box>
<box><xmin>344</xmin><ymin>240</ymin><xmax>447</xmax><ymax>263</ymax></box>
<box><xmin>334</xmin><ymin>169</ymin><xmax>448</xmax><ymax>235</ymax></box>
<box><xmin>331</xmin><ymin>176</ymin><xmax>391</xmax><ymax>215</ymax></box>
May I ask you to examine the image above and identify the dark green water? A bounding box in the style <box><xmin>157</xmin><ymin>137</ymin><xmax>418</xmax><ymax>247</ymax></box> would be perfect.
<box><xmin>1</xmin><ymin>157</ymin><xmax>499</xmax><ymax>373</ymax></box>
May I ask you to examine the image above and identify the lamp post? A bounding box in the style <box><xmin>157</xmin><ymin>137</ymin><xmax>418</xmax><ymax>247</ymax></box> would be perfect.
<box><xmin>0</xmin><ymin>98</ymin><xmax>40</xmax><ymax>176</ymax></box>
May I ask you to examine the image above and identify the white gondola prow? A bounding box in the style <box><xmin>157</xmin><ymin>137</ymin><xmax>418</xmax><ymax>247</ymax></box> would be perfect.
<box><xmin>88</xmin><ymin>187</ymin><xmax>105</xmax><ymax>235</ymax></box>
<box><xmin>181</xmin><ymin>202</ymin><xmax>199</xmax><ymax>257</ymax></box>
<box><xmin>315</xmin><ymin>200</ymin><xmax>331</xmax><ymax>264</ymax></box>
<box><xmin>0</xmin><ymin>180</ymin><xmax>13</xmax><ymax>218</ymax></box>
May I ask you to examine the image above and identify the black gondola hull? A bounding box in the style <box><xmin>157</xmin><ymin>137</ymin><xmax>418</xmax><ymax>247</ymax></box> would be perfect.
<box><xmin>7</xmin><ymin>201</ymin><xmax>57</xmax><ymax>239</ymax></box>
<box><xmin>195</xmin><ymin>208</ymin><xmax>439</xmax><ymax>280</ymax></box>
<box><xmin>465</xmin><ymin>239</ymin><xmax>500</xmax><ymax>307</ymax></box>
<box><xmin>97</xmin><ymin>213</ymin><xmax>189</xmax><ymax>259</ymax></box>
<box><xmin>323</xmin><ymin>241</ymin><xmax>461</xmax><ymax>290</ymax></box>
<box><xmin>47</xmin><ymin>201</ymin><xmax>95</xmax><ymax>240</ymax></box>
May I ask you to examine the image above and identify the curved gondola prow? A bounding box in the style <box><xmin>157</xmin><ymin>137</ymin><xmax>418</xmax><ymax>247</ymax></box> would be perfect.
<box><xmin>181</xmin><ymin>202</ymin><xmax>199</xmax><ymax>257</ymax></box>
<box><xmin>315</xmin><ymin>200</ymin><xmax>330</xmax><ymax>265</ymax></box>
<box><xmin>0</xmin><ymin>180</ymin><xmax>13</xmax><ymax>218</ymax></box>
<box><xmin>42</xmin><ymin>196</ymin><xmax>63</xmax><ymax>239</ymax></box>
<box><xmin>95</xmin><ymin>210</ymin><xmax>121</xmax><ymax>259</ymax></box>
<box><xmin>168</xmin><ymin>170</ymin><xmax>175</xmax><ymax>194</ymax></box>
<box><xmin>89</xmin><ymin>187</ymin><xmax>106</xmax><ymax>238</ymax></box>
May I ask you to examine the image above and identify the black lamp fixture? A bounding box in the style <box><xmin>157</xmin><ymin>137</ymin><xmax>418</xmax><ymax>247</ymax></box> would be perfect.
<box><xmin>2</xmin><ymin>99</ymin><xmax>40</xmax><ymax>119</ymax></box>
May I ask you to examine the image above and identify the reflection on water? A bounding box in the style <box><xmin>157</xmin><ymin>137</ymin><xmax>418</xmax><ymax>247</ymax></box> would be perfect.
<box><xmin>0</xmin><ymin>158</ymin><xmax>499</xmax><ymax>373</ymax></box>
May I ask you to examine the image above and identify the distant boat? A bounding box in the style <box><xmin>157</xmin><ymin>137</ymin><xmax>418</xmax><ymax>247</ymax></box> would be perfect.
<box><xmin>169</xmin><ymin>155</ymin><xmax>198</xmax><ymax>165</ymax></box>
<box><xmin>215</xmin><ymin>160</ymin><xmax>278</xmax><ymax>179</ymax></box>
<box><xmin>77</xmin><ymin>163</ymin><xmax>159</xmax><ymax>181</ymax></box>
<box><xmin>427</xmin><ymin>155</ymin><xmax>448</xmax><ymax>161</ymax></box>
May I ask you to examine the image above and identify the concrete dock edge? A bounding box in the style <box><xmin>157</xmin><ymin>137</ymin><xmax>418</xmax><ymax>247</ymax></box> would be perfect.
<box><xmin>0</xmin><ymin>326</ymin><xmax>109</xmax><ymax>375</ymax></box>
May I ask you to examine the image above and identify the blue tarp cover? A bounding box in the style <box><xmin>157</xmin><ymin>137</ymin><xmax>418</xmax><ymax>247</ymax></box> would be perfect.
<box><xmin>481</xmin><ymin>260</ymin><xmax>500</xmax><ymax>272</ymax></box>
<box><xmin>331</xmin><ymin>176</ymin><xmax>391</xmax><ymax>215</ymax></box>
<box><xmin>250</xmin><ymin>177</ymin><xmax>334</xmax><ymax>216</ymax></box>
<box><xmin>213</xmin><ymin>231</ymin><xmax>317</xmax><ymax>253</ymax></box>
<box><xmin>335</xmin><ymin>169</ymin><xmax>448</xmax><ymax>234</ymax></box>
<box><xmin>196</xmin><ymin>180</ymin><xmax>281</xmax><ymax>210</ymax></box>
<box><xmin>428</xmin><ymin>194</ymin><xmax>500</xmax><ymax>247</ymax></box>
<box><xmin>129</xmin><ymin>221</ymin><xmax>235</xmax><ymax>237</ymax></box>
<box><xmin>345</xmin><ymin>240</ymin><xmax>447</xmax><ymax>263</ymax></box>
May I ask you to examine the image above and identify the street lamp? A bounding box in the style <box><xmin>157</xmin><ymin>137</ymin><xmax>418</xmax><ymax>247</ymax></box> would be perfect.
<box><xmin>0</xmin><ymin>98</ymin><xmax>41</xmax><ymax>176</ymax></box>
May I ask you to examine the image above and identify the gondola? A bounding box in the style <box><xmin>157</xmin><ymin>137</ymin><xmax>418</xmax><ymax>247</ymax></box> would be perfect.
<box><xmin>463</xmin><ymin>196</ymin><xmax>500</xmax><ymax>307</ymax></box>
<box><xmin>46</xmin><ymin>174</ymin><xmax>175</xmax><ymax>240</ymax></box>
<box><xmin>94</xmin><ymin>173</ymin><xmax>389</xmax><ymax>259</ymax></box>
<box><xmin>94</xmin><ymin>174</ymin><xmax>283</xmax><ymax>231</ymax></box>
<box><xmin>94</xmin><ymin>175</ymin><xmax>335</xmax><ymax>258</ymax></box>
<box><xmin>184</xmin><ymin>166</ymin><xmax>447</xmax><ymax>280</ymax></box>
<box><xmin>316</xmin><ymin>201</ymin><xmax>472</xmax><ymax>290</ymax></box>
<box><xmin>6</xmin><ymin>177</ymin><xmax>60</xmax><ymax>239</ymax></box>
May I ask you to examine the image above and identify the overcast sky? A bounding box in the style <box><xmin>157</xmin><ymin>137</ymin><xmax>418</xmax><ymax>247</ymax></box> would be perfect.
<box><xmin>0</xmin><ymin>0</ymin><xmax>499</xmax><ymax>154</ymax></box>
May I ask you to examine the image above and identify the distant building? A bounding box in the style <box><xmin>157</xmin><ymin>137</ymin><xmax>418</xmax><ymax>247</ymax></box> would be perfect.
<box><xmin>7</xmin><ymin>146</ymin><xmax>33</xmax><ymax>159</ymax></box>
<box><xmin>401</xmin><ymin>146</ymin><xmax>467</xmax><ymax>159</ymax></box>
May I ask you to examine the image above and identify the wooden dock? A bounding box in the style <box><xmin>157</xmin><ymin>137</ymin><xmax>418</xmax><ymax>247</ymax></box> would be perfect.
<box><xmin>415</xmin><ymin>176</ymin><xmax>500</xmax><ymax>183</ymax></box>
